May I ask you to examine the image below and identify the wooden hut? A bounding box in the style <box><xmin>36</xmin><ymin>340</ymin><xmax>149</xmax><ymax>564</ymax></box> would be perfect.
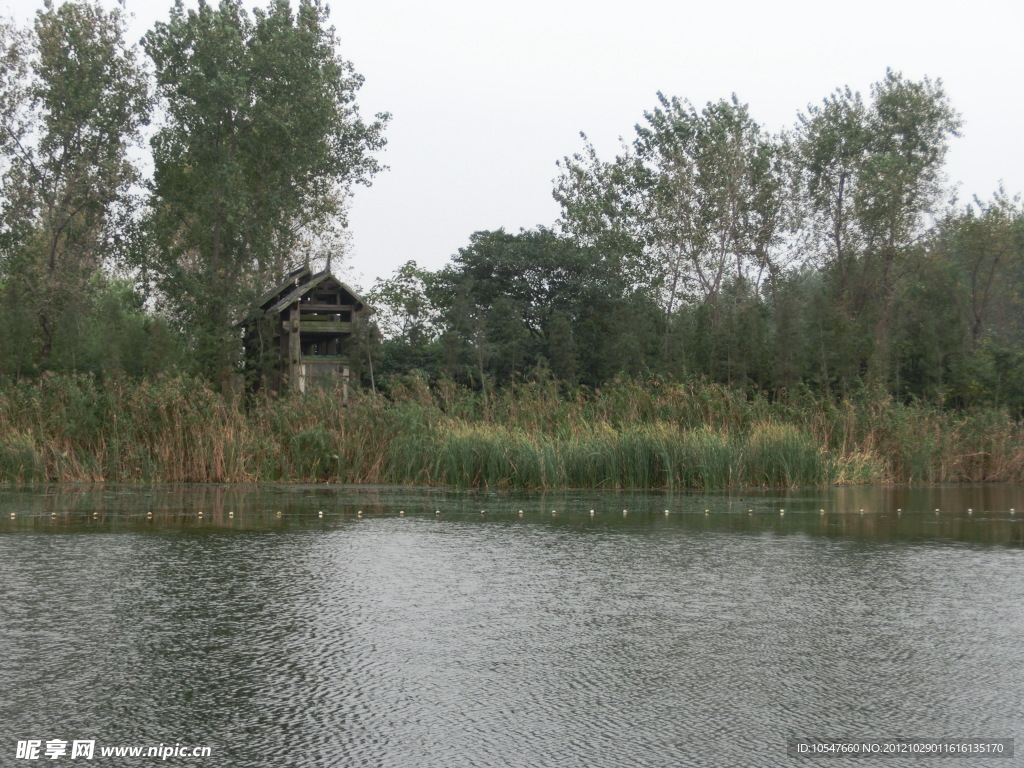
<box><xmin>240</xmin><ymin>266</ymin><xmax>372</xmax><ymax>394</ymax></box>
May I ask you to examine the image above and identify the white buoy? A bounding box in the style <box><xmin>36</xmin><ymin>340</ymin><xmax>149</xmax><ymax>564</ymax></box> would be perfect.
<box><xmin>318</xmin><ymin>510</ymin><xmax>323</xmax><ymax>518</ymax></box>
<box><xmin>819</xmin><ymin>509</ymin><xmax>825</xmax><ymax>515</ymax></box>
<box><xmin>705</xmin><ymin>510</ymin><xmax>709</xmax><ymax>516</ymax></box>
<box><xmin>780</xmin><ymin>509</ymin><xmax>785</xmax><ymax>516</ymax></box>
<box><xmin>551</xmin><ymin>510</ymin><xmax>556</xmax><ymax>516</ymax></box>
<box><xmin>622</xmin><ymin>509</ymin><xmax>628</xmax><ymax>516</ymax></box>
<box><xmin>228</xmin><ymin>511</ymin><xmax>234</xmax><ymax>518</ymax></box>
<box><xmin>664</xmin><ymin>509</ymin><xmax>670</xmax><ymax>516</ymax></box>
<box><xmin>481</xmin><ymin>510</ymin><xmax>487</xmax><ymax>515</ymax></box>
<box><xmin>51</xmin><ymin>511</ymin><xmax>56</xmax><ymax>518</ymax></box>
<box><xmin>897</xmin><ymin>508</ymin><xmax>902</xmax><ymax>513</ymax></box>
<box><xmin>518</xmin><ymin>510</ymin><xmax>524</xmax><ymax>517</ymax></box>
<box><xmin>93</xmin><ymin>512</ymin><xmax>98</xmax><ymax>519</ymax></box>
<box><xmin>435</xmin><ymin>510</ymin><xmax>440</xmax><ymax>515</ymax></box>
<box><xmin>967</xmin><ymin>508</ymin><xmax>973</xmax><ymax>515</ymax></box>
<box><xmin>276</xmin><ymin>510</ymin><xmax>282</xmax><ymax>518</ymax></box>
<box><xmin>860</xmin><ymin>508</ymin><xmax>864</xmax><ymax>515</ymax></box>
<box><xmin>357</xmin><ymin>510</ymin><xmax>363</xmax><ymax>517</ymax></box>
<box><xmin>147</xmin><ymin>512</ymin><xmax>153</xmax><ymax>519</ymax></box>
<box><xmin>198</xmin><ymin>511</ymin><xmax>203</xmax><ymax>518</ymax></box>
<box><xmin>1011</xmin><ymin>508</ymin><xmax>1016</xmax><ymax>515</ymax></box>
<box><xmin>399</xmin><ymin>510</ymin><xmax>404</xmax><ymax>516</ymax></box>
<box><xmin>9</xmin><ymin>512</ymin><xmax>15</xmax><ymax>519</ymax></box>
<box><xmin>589</xmin><ymin>509</ymin><xmax>594</xmax><ymax>516</ymax></box>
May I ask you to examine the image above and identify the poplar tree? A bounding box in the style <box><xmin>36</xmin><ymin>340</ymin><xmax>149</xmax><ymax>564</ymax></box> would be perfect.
<box><xmin>792</xmin><ymin>70</ymin><xmax>961</xmax><ymax>382</ymax></box>
<box><xmin>0</xmin><ymin>0</ymin><xmax>149</xmax><ymax>371</ymax></box>
<box><xmin>143</xmin><ymin>0</ymin><xmax>388</xmax><ymax>384</ymax></box>
<box><xmin>555</xmin><ymin>95</ymin><xmax>785</xmax><ymax>320</ymax></box>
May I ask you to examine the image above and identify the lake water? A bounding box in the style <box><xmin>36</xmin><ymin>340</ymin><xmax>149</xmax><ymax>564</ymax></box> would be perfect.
<box><xmin>1</xmin><ymin>484</ymin><xmax>1022</xmax><ymax>767</ymax></box>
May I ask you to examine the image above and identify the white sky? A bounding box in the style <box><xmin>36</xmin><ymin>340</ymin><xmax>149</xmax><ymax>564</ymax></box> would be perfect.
<box><xmin>4</xmin><ymin>0</ymin><xmax>1024</xmax><ymax>289</ymax></box>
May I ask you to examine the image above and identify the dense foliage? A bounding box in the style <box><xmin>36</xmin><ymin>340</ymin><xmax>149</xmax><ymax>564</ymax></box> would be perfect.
<box><xmin>143</xmin><ymin>0</ymin><xmax>387</xmax><ymax>383</ymax></box>
<box><xmin>370</xmin><ymin>73</ymin><xmax>1024</xmax><ymax>415</ymax></box>
<box><xmin>0</xmin><ymin>0</ymin><xmax>386</xmax><ymax>383</ymax></box>
<box><xmin>1</xmin><ymin>2</ymin><xmax>1022</xmax><ymax>488</ymax></box>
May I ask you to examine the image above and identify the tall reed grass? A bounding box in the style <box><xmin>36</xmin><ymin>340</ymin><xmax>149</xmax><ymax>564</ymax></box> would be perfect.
<box><xmin>0</xmin><ymin>373</ymin><xmax>1022</xmax><ymax>487</ymax></box>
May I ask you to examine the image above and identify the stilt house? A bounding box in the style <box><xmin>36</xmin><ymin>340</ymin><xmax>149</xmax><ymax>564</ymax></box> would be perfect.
<box><xmin>241</xmin><ymin>266</ymin><xmax>372</xmax><ymax>393</ymax></box>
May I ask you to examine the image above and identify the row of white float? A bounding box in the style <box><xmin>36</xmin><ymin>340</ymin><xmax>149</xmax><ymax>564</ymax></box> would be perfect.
<box><xmin>8</xmin><ymin>507</ymin><xmax>1017</xmax><ymax>519</ymax></box>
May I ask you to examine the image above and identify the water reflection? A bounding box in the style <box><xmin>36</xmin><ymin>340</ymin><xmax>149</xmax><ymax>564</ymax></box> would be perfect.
<box><xmin>0</xmin><ymin>483</ymin><xmax>1020</xmax><ymax>546</ymax></box>
<box><xmin>0</xmin><ymin>485</ymin><xmax>1022</xmax><ymax>767</ymax></box>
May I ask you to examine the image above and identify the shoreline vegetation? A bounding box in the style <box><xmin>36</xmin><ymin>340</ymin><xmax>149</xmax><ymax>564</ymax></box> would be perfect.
<box><xmin>1</xmin><ymin>374</ymin><xmax>1021</xmax><ymax>488</ymax></box>
<box><xmin>3</xmin><ymin>5</ymin><xmax>1023</xmax><ymax>478</ymax></box>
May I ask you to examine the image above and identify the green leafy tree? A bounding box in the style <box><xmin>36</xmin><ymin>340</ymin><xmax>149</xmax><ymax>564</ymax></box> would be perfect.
<box><xmin>368</xmin><ymin>260</ymin><xmax>443</xmax><ymax>378</ymax></box>
<box><xmin>789</xmin><ymin>86</ymin><xmax>870</xmax><ymax>292</ymax></box>
<box><xmin>937</xmin><ymin>190</ymin><xmax>1024</xmax><ymax>348</ymax></box>
<box><xmin>554</xmin><ymin>137</ymin><xmax>653</xmax><ymax>297</ymax></box>
<box><xmin>0</xmin><ymin>0</ymin><xmax>149</xmax><ymax>371</ymax></box>
<box><xmin>368</xmin><ymin>260</ymin><xmax>439</xmax><ymax>348</ymax></box>
<box><xmin>792</xmin><ymin>70</ymin><xmax>961</xmax><ymax>383</ymax></box>
<box><xmin>429</xmin><ymin>228</ymin><xmax>640</xmax><ymax>387</ymax></box>
<box><xmin>930</xmin><ymin>191</ymin><xmax>1024</xmax><ymax>411</ymax></box>
<box><xmin>143</xmin><ymin>0</ymin><xmax>388</xmax><ymax>384</ymax></box>
<box><xmin>556</xmin><ymin>96</ymin><xmax>785</xmax><ymax>315</ymax></box>
<box><xmin>555</xmin><ymin>94</ymin><xmax>785</xmax><ymax>385</ymax></box>
<box><xmin>632</xmin><ymin>94</ymin><xmax>785</xmax><ymax>315</ymax></box>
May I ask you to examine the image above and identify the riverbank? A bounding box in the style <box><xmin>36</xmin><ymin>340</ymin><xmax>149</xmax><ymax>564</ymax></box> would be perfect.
<box><xmin>1</xmin><ymin>373</ymin><xmax>1022</xmax><ymax>487</ymax></box>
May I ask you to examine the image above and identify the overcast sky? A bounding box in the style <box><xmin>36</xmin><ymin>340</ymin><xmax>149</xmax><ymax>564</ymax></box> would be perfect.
<box><xmin>4</xmin><ymin>0</ymin><xmax>1023</xmax><ymax>289</ymax></box>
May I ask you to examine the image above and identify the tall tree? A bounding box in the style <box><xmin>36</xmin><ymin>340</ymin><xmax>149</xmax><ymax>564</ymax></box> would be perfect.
<box><xmin>367</xmin><ymin>260</ymin><xmax>444</xmax><ymax>377</ymax></box>
<box><xmin>429</xmin><ymin>228</ymin><xmax>646</xmax><ymax>386</ymax></box>
<box><xmin>937</xmin><ymin>190</ymin><xmax>1024</xmax><ymax>348</ymax></box>
<box><xmin>555</xmin><ymin>95</ymin><xmax>785</xmax><ymax>321</ymax></box>
<box><xmin>554</xmin><ymin>137</ymin><xmax>653</xmax><ymax>298</ymax></box>
<box><xmin>143</xmin><ymin>0</ymin><xmax>388</xmax><ymax>383</ymax></box>
<box><xmin>792</xmin><ymin>70</ymin><xmax>961</xmax><ymax>382</ymax></box>
<box><xmin>369</xmin><ymin>260</ymin><xmax>439</xmax><ymax>348</ymax></box>
<box><xmin>632</xmin><ymin>94</ymin><xmax>785</xmax><ymax>315</ymax></box>
<box><xmin>0</xmin><ymin>0</ymin><xmax>149</xmax><ymax>371</ymax></box>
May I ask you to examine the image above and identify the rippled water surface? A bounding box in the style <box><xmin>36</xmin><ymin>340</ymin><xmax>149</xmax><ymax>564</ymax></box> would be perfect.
<box><xmin>1</xmin><ymin>484</ymin><xmax>1022</xmax><ymax>767</ymax></box>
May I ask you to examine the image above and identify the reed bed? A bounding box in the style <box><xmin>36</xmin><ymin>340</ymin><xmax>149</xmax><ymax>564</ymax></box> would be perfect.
<box><xmin>1</xmin><ymin>373</ymin><xmax>1022</xmax><ymax>487</ymax></box>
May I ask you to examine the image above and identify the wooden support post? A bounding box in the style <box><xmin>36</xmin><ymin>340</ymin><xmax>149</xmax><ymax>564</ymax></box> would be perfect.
<box><xmin>289</xmin><ymin>305</ymin><xmax>301</xmax><ymax>392</ymax></box>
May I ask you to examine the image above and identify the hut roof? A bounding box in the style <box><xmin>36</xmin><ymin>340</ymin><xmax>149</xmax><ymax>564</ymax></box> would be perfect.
<box><xmin>241</xmin><ymin>268</ymin><xmax>371</xmax><ymax>325</ymax></box>
<box><xmin>252</xmin><ymin>264</ymin><xmax>311</xmax><ymax>310</ymax></box>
